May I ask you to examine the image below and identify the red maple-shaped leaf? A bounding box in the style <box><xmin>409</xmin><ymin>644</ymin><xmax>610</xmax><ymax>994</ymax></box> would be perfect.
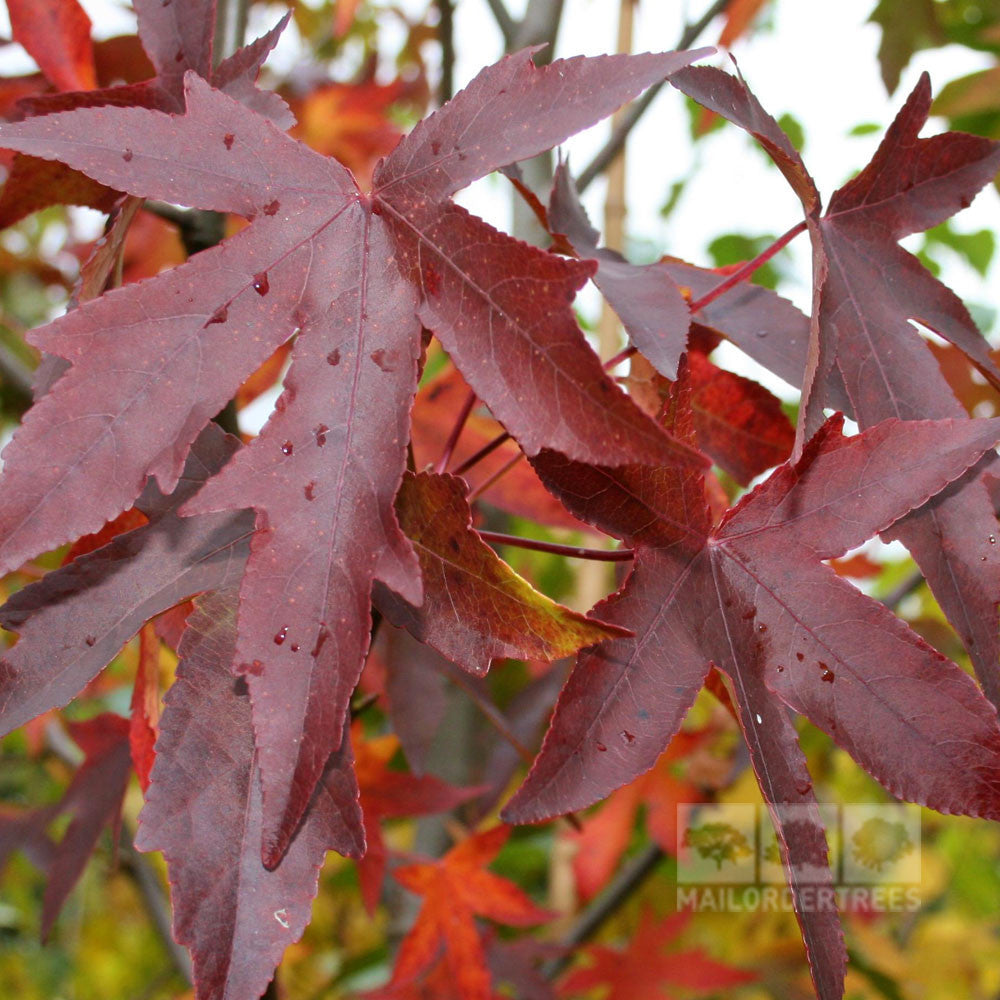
<box><xmin>671</xmin><ymin>65</ymin><xmax>1000</xmax><ymax>707</ymax></box>
<box><xmin>135</xmin><ymin>589</ymin><xmax>364</xmax><ymax>1000</ymax></box>
<box><xmin>353</xmin><ymin>726</ymin><xmax>479</xmax><ymax>912</ymax></box>
<box><xmin>504</xmin><ymin>386</ymin><xmax>1000</xmax><ymax>999</ymax></box>
<box><xmin>129</xmin><ymin>622</ymin><xmax>161</xmax><ymax>792</ymax></box>
<box><xmin>390</xmin><ymin>825</ymin><xmax>551</xmax><ymax>1000</ymax></box>
<box><xmin>559</xmin><ymin>908</ymin><xmax>757</xmax><ymax>1000</ymax></box>
<box><xmin>0</xmin><ymin>47</ymin><xmax>708</xmax><ymax>864</ymax></box>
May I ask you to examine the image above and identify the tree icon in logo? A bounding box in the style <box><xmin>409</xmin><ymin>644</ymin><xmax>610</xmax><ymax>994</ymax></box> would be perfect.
<box><xmin>682</xmin><ymin>821</ymin><xmax>753</xmax><ymax>871</ymax></box>
<box><xmin>850</xmin><ymin>816</ymin><xmax>914</xmax><ymax>873</ymax></box>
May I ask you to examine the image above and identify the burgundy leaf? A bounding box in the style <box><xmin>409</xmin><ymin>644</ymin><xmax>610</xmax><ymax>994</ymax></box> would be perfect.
<box><xmin>374</xmin><ymin>47</ymin><xmax>712</xmax><ymax>203</ymax></box>
<box><xmin>504</xmin><ymin>407</ymin><xmax>1000</xmax><ymax>1000</ymax></box>
<box><xmin>0</xmin><ymin>49</ymin><xmax>711</xmax><ymax>865</ymax></box>
<box><xmin>672</xmin><ymin>64</ymin><xmax>1000</xmax><ymax>708</ymax></box>
<box><xmin>0</xmin><ymin>424</ymin><xmax>252</xmax><ymax>738</ymax></box>
<box><xmin>135</xmin><ymin>590</ymin><xmax>364</xmax><ymax>1000</ymax></box>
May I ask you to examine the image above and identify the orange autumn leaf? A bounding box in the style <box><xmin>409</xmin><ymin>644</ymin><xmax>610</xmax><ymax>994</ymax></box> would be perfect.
<box><xmin>560</xmin><ymin>908</ymin><xmax>757</xmax><ymax>1000</ymax></box>
<box><xmin>354</xmin><ymin>726</ymin><xmax>479</xmax><ymax>912</ymax></box>
<box><xmin>718</xmin><ymin>0</ymin><xmax>770</xmax><ymax>48</ymax></box>
<box><xmin>391</xmin><ymin>826</ymin><xmax>551</xmax><ymax>1000</ymax></box>
<box><xmin>290</xmin><ymin>79</ymin><xmax>408</xmax><ymax>186</ymax></box>
<box><xmin>63</xmin><ymin>506</ymin><xmax>149</xmax><ymax>562</ymax></box>
<box><xmin>829</xmin><ymin>551</ymin><xmax>883</xmax><ymax>580</ymax></box>
<box><xmin>8</xmin><ymin>0</ymin><xmax>97</xmax><ymax>93</ymax></box>
<box><xmin>569</xmin><ymin>729</ymin><xmax>710</xmax><ymax>899</ymax></box>
<box><xmin>236</xmin><ymin>342</ymin><xmax>292</xmax><ymax>412</ymax></box>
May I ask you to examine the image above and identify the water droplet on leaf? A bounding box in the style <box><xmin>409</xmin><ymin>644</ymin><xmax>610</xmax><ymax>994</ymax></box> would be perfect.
<box><xmin>223</xmin><ymin>133</ymin><xmax>234</xmax><ymax>150</ymax></box>
<box><xmin>263</xmin><ymin>199</ymin><xmax>280</xmax><ymax>216</ymax></box>
<box><xmin>314</xmin><ymin>424</ymin><xmax>328</xmax><ymax>447</ymax></box>
<box><xmin>281</xmin><ymin>440</ymin><xmax>293</xmax><ymax>455</ymax></box>
<box><xmin>596</xmin><ymin>742</ymin><xmax>607</xmax><ymax>752</ymax></box>
<box><xmin>252</xmin><ymin>272</ymin><xmax>269</xmax><ymax>296</ymax></box>
<box><xmin>208</xmin><ymin>305</ymin><xmax>228</xmax><ymax>325</ymax></box>
<box><xmin>304</xmin><ymin>481</ymin><xmax>316</xmax><ymax>501</ymax></box>
<box><xmin>84</xmin><ymin>635</ymin><xmax>96</xmax><ymax>646</ymax></box>
<box><xmin>274</xmin><ymin>626</ymin><xmax>288</xmax><ymax>646</ymax></box>
<box><xmin>620</xmin><ymin>730</ymin><xmax>635</xmax><ymax>745</ymax></box>
<box><xmin>122</xmin><ymin>148</ymin><xmax>133</xmax><ymax>162</ymax></box>
<box><xmin>326</xmin><ymin>348</ymin><xmax>341</xmax><ymax>366</ymax></box>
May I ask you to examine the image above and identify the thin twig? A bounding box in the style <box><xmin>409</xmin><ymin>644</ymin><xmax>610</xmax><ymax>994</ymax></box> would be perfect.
<box><xmin>213</xmin><ymin>0</ymin><xmax>250</xmax><ymax>66</ymax></box>
<box><xmin>435</xmin><ymin>390</ymin><xmax>476</xmax><ymax>474</ymax></box>
<box><xmin>544</xmin><ymin>843</ymin><xmax>666</xmax><ymax>979</ymax></box>
<box><xmin>576</xmin><ymin>0</ymin><xmax>729</xmax><ymax>193</ymax></box>
<box><xmin>452</xmin><ymin>430</ymin><xmax>511</xmax><ymax>477</ymax></box>
<box><xmin>880</xmin><ymin>569</ymin><xmax>925</xmax><ymax>612</ymax></box>
<box><xmin>687</xmin><ymin>220</ymin><xmax>807</xmax><ymax>312</ymax></box>
<box><xmin>478</xmin><ymin>530</ymin><xmax>634</xmax><ymax>562</ymax></box>
<box><xmin>603</xmin><ymin>343</ymin><xmax>636</xmax><ymax>370</ymax></box>
<box><xmin>514</xmin><ymin>0</ymin><xmax>566</xmax><ymax>51</ymax></box>
<box><xmin>447</xmin><ymin>670</ymin><xmax>535</xmax><ymax>764</ymax></box>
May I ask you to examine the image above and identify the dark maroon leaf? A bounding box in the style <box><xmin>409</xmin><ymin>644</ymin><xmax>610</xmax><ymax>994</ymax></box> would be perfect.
<box><xmin>0</xmin><ymin>48</ymin><xmax>710</xmax><ymax>864</ymax></box>
<box><xmin>380</xmin><ymin>625</ymin><xmax>452</xmax><ymax>775</ymax></box>
<box><xmin>504</xmin><ymin>408</ymin><xmax>1000</xmax><ymax>1000</ymax></box>
<box><xmin>0</xmin><ymin>1</ymin><xmax>292</xmax><ymax>229</ymax></box>
<box><xmin>135</xmin><ymin>589</ymin><xmax>364</xmax><ymax>1000</ymax></box>
<box><xmin>0</xmin><ymin>424</ymin><xmax>252</xmax><ymax>738</ymax></box>
<box><xmin>672</xmin><ymin>65</ymin><xmax>1000</xmax><ymax>707</ymax></box>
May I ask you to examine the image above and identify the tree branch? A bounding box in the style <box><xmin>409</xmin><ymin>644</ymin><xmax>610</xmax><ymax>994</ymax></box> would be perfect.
<box><xmin>438</xmin><ymin>0</ymin><xmax>456</xmax><ymax>102</ymax></box>
<box><xmin>576</xmin><ymin>0</ymin><xmax>729</xmax><ymax>193</ymax></box>
<box><xmin>514</xmin><ymin>0</ymin><xmax>566</xmax><ymax>51</ymax></box>
<box><xmin>120</xmin><ymin>827</ymin><xmax>194</xmax><ymax>986</ymax></box>
<box><xmin>484</xmin><ymin>0</ymin><xmax>516</xmax><ymax>46</ymax></box>
<box><xmin>544</xmin><ymin>842</ymin><xmax>666</xmax><ymax>979</ymax></box>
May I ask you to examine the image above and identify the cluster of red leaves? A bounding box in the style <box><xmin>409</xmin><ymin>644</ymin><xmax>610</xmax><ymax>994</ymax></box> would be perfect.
<box><xmin>0</xmin><ymin>3</ymin><xmax>1000</xmax><ymax>1000</ymax></box>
